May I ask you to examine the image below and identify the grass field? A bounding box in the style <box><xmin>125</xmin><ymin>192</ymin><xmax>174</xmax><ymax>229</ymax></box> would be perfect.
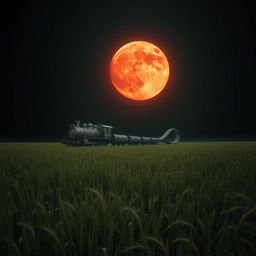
<box><xmin>0</xmin><ymin>142</ymin><xmax>256</xmax><ymax>256</ymax></box>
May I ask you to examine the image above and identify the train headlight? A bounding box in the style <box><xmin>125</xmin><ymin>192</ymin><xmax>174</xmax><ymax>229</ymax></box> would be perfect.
<box><xmin>69</xmin><ymin>129</ymin><xmax>77</xmax><ymax>138</ymax></box>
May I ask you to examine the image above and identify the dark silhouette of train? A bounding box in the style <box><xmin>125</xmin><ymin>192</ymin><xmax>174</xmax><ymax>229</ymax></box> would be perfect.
<box><xmin>62</xmin><ymin>120</ymin><xmax>180</xmax><ymax>146</ymax></box>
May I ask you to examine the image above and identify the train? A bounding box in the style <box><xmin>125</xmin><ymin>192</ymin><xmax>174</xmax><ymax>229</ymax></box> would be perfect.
<box><xmin>61</xmin><ymin>120</ymin><xmax>180</xmax><ymax>146</ymax></box>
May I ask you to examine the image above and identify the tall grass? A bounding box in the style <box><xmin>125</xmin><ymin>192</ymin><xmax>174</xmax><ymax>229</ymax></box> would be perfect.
<box><xmin>0</xmin><ymin>142</ymin><xmax>256</xmax><ymax>255</ymax></box>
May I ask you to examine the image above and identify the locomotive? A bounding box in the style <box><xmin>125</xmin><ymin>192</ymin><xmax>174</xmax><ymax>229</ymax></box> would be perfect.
<box><xmin>62</xmin><ymin>120</ymin><xmax>180</xmax><ymax>146</ymax></box>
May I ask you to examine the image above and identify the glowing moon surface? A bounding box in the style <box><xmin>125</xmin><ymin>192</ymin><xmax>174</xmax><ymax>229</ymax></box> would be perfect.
<box><xmin>110</xmin><ymin>41</ymin><xmax>169</xmax><ymax>100</ymax></box>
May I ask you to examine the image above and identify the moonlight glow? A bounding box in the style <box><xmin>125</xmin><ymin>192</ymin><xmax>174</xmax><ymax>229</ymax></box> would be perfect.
<box><xmin>110</xmin><ymin>41</ymin><xmax>170</xmax><ymax>100</ymax></box>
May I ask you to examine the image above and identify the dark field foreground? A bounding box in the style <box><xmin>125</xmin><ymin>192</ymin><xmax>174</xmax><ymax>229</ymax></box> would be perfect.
<box><xmin>0</xmin><ymin>142</ymin><xmax>256</xmax><ymax>256</ymax></box>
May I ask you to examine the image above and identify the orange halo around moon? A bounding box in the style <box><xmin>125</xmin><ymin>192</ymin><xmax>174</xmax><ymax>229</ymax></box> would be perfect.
<box><xmin>110</xmin><ymin>41</ymin><xmax>170</xmax><ymax>101</ymax></box>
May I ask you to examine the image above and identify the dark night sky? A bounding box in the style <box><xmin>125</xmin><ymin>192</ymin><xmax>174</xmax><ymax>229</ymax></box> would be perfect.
<box><xmin>1</xmin><ymin>1</ymin><xmax>255</xmax><ymax>140</ymax></box>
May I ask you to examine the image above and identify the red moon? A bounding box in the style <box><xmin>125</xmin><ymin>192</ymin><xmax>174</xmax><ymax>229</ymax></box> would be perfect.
<box><xmin>110</xmin><ymin>41</ymin><xmax>169</xmax><ymax>100</ymax></box>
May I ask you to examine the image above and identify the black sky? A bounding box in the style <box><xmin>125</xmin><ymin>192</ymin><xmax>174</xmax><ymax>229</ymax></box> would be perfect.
<box><xmin>1</xmin><ymin>1</ymin><xmax>255</xmax><ymax>140</ymax></box>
